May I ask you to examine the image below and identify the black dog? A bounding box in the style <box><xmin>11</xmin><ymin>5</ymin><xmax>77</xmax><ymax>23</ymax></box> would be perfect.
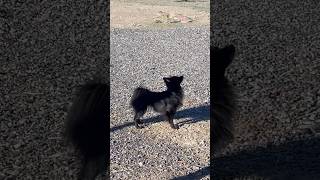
<box><xmin>131</xmin><ymin>76</ymin><xmax>184</xmax><ymax>129</ymax></box>
<box><xmin>211</xmin><ymin>45</ymin><xmax>237</xmax><ymax>154</ymax></box>
<box><xmin>65</xmin><ymin>78</ymin><xmax>109</xmax><ymax>180</ymax></box>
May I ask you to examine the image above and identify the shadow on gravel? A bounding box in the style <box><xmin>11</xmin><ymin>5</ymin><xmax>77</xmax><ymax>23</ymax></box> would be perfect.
<box><xmin>170</xmin><ymin>166</ymin><xmax>209</xmax><ymax>180</ymax></box>
<box><xmin>175</xmin><ymin>0</ymin><xmax>208</xmax><ymax>2</ymax></box>
<box><xmin>171</xmin><ymin>136</ymin><xmax>320</xmax><ymax>179</ymax></box>
<box><xmin>175</xmin><ymin>104</ymin><xmax>210</xmax><ymax>126</ymax></box>
<box><xmin>110</xmin><ymin>104</ymin><xmax>209</xmax><ymax>132</ymax></box>
<box><xmin>213</xmin><ymin>136</ymin><xmax>320</xmax><ymax>180</ymax></box>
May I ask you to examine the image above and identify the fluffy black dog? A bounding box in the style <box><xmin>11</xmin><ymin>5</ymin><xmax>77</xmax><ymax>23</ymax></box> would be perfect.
<box><xmin>131</xmin><ymin>76</ymin><xmax>184</xmax><ymax>129</ymax></box>
<box><xmin>65</xmin><ymin>78</ymin><xmax>109</xmax><ymax>180</ymax></box>
<box><xmin>211</xmin><ymin>45</ymin><xmax>237</xmax><ymax>154</ymax></box>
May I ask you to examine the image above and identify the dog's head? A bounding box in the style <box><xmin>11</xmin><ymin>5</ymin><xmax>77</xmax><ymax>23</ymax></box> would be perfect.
<box><xmin>211</xmin><ymin>45</ymin><xmax>235</xmax><ymax>75</ymax></box>
<box><xmin>163</xmin><ymin>76</ymin><xmax>184</xmax><ymax>89</ymax></box>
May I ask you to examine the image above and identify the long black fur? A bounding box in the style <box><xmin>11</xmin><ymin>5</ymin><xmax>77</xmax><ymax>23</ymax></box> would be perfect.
<box><xmin>211</xmin><ymin>45</ymin><xmax>237</xmax><ymax>154</ymax></box>
<box><xmin>65</xmin><ymin>78</ymin><xmax>109</xmax><ymax>180</ymax></box>
<box><xmin>130</xmin><ymin>76</ymin><xmax>184</xmax><ymax>129</ymax></box>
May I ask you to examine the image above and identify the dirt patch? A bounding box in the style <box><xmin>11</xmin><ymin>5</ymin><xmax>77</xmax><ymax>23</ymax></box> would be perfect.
<box><xmin>111</xmin><ymin>0</ymin><xmax>209</xmax><ymax>29</ymax></box>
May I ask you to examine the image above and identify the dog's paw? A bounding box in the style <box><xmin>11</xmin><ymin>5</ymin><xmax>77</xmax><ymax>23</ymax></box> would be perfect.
<box><xmin>136</xmin><ymin>123</ymin><xmax>146</xmax><ymax>129</ymax></box>
<box><xmin>135</xmin><ymin>124</ymin><xmax>144</xmax><ymax>129</ymax></box>
<box><xmin>171</xmin><ymin>124</ymin><xmax>179</xmax><ymax>130</ymax></box>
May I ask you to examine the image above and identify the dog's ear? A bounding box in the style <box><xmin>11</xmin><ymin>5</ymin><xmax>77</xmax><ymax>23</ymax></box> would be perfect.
<box><xmin>179</xmin><ymin>76</ymin><xmax>184</xmax><ymax>83</ymax></box>
<box><xmin>211</xmin><ymin>46</ymin><xmax>220</xmax><ymax>54</ymax></box>
<box><xmin>163</xmin><ymin>77</ymin><xmax>170</xmax><ymax>83</ymax></box>
<box><xmin>223</xmin><ymin>45</ymin><xmax>235</xmax><ymax>60</ymax></box>
<box><xmin>219</xmin><ymin>45</ymin><xmax>235</xmax><ymax>69</ymax></box>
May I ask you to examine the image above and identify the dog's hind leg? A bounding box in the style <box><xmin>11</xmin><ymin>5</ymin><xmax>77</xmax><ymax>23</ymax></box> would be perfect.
<box><xmin>134</xmin><ymin>108</ymin><xmax>147</xmax><ymax>129</ymax></box>
<box><xmin>165</xmin><ymin>110</ymin><xmax>179</xmax><ymax>129</ymax></box>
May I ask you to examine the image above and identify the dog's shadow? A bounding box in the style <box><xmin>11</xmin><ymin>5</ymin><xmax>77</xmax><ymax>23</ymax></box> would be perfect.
<box><xmin>143</xmin><ymin>104</ymin><xmax>210</xmax><ymax>126</ymax></box>
<box><xmin>171</xmin><ymin>136</ymin><xmax>320</xmax><ymax>180</ymax></box>
<box><xmin>174</xmin><ymin>0</ymin><xmax>208</xmax><ymax>2</ymax></box>
<box><xmin>110</xmin><ymin>104</ymin><xmax>210</xmax><ymax>132</ymax></box>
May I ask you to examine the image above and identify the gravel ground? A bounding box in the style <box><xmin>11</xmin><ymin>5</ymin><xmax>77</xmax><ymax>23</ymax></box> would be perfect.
<box><xmin>211</xmin><ymin>0</ymin><xmax>320</xmax><ymax>179</ymax></box>
<box><xmin>1</xmin><ymin>1</ymin><xmax>108</xmax><ymax>179</ymax></box>
<box><xmin>110</xmin><ymin>27</ymin><xmax>210</xmax><ymax>179</ymax></box>
<box><xmin>1</xmin><ymin>0</ymin><xmax>319</xmax><ymax>179</ymax></box>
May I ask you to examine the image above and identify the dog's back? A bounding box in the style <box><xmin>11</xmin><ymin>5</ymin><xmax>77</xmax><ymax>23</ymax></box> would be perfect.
<box><xmin>131</xmin><ymin>85</ymin><xmax>183</xmax><ymax>113</ymax></box>
<box><xmin>211</xmin><ymin>45</ymin><xmax>236</xmax><ymax>153</ymax></box>
<box><xmin>66</xmin><ymin>78</ymin><xmax>109</xmax><ymax>180</ymax></box>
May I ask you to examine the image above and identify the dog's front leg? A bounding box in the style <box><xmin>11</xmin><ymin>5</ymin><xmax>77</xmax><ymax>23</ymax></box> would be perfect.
<box><xmin>134</xmin><ymin>113</ymin><xmax>144</xmax><ymax>129</ymax></box>
<box><xmin>166</xmin><ymin>110</ymin><xmax>179</xmax><ymax>129</ymax></box>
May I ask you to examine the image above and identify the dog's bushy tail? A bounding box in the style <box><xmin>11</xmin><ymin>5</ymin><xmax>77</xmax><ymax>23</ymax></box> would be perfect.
<box><xmin>130</xmin><ymin>87</ymin><xmax>150</xmax><ymax>111</ymax></box>
<box><xmin>211</xmin><ymin>45</ymin><xmax>236</xmax><ymax>154</ymax></box>
<box><xmin>65</xmin><ymin>78</ymin><xmax>109</xmax><ymax>180</ymax></box>
<box><xmin>212</xmin><ymin>78</ymin><xmax>236</xmax><ymax>153</ymax></box>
